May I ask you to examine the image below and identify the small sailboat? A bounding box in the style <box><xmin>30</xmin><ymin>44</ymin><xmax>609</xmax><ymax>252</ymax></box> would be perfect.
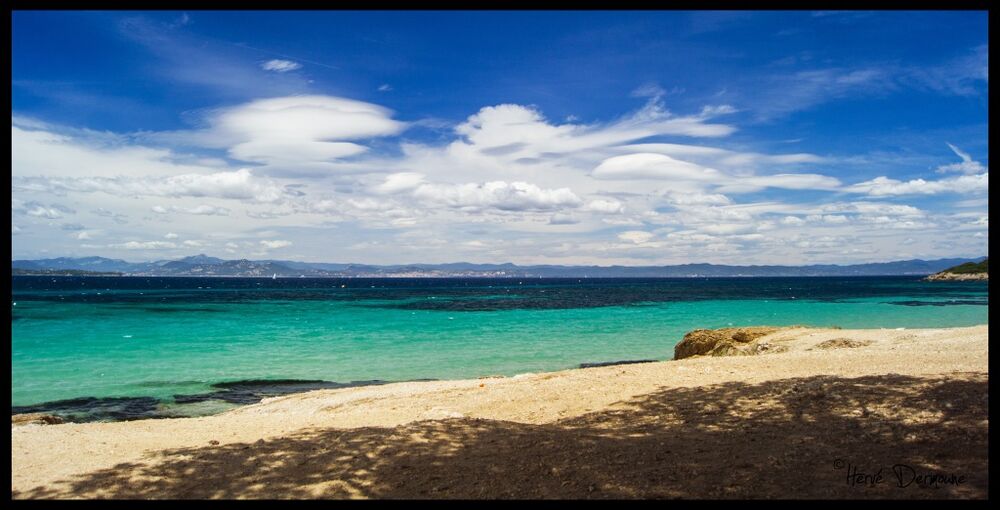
<box><xmin>272</xmin><ymin>273</ymin><xmax>277</xmax><ymax>280</ymax></box>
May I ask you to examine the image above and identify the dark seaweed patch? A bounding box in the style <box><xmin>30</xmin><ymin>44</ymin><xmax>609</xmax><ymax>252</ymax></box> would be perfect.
<box><xmin>173</xmin><ymin>379</ymin><xmax>390</xmax><ymax>405</ymax></box>
<box><xmin>12</xmin><ymin>378</ymin><xmax>440</xmax><ymax>422</ymax></box>
<box><xmin>11</xmin><ymin>396</ymin><xmax>160</xmax><ymax>423</ymax></box>
<box><xmin>579</xmin><ymin>359</ymin><xmax>659</xmax><ymax>369</ymax></box>
<box><xmin>173</xmin><ymin>377</ymin><xmax>438</xmax><ymax>405</ymax></box>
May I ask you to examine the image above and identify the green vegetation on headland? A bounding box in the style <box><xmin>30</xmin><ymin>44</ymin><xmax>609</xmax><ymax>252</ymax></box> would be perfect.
<box><xmin>925</xmin><ymin>258</ymin><xmax>988</xmax><ymax>281</ymax></box>
<box><xmin>941</xmin><ymin>258</ymin><xmax>988</xmax><ymax>274</ymax></box>
<box><xmin>11</xmin><ymin>268</ymin><xmax>122</xmax><ymax>277</ymax></box>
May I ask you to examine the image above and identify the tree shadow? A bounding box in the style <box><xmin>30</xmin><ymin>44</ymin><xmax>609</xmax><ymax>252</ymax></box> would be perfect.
<box><xmin>13</xmin><ymin>372</ymin><xmax>988</xmax><ymax>499</ymax></box>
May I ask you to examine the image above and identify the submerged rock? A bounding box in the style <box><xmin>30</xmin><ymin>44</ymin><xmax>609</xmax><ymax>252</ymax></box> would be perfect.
<box><xmin>673</xmin><ymin>326</ymin><xmax>787</xmax><ymax>360</ymax></box>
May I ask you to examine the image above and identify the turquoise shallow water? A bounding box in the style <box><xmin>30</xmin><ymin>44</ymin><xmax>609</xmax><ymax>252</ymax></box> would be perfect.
<box><xmin>10</xmin><ymin>276</ymin><xmax>988</xmax><ymax>418</ymax></box>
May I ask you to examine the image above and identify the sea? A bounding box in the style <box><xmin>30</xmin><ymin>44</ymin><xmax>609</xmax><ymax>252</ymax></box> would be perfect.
<box><xmin>10</xmin><ymin>275</ymin><xmax>989</xmax><ymax>422</ymax></box>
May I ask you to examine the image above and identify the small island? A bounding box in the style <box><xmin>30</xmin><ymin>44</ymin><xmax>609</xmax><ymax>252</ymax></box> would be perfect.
<box><xmin>925</xmin><ymin>258</ymin><xmax>988</xmax><ymax>281</ymax></box>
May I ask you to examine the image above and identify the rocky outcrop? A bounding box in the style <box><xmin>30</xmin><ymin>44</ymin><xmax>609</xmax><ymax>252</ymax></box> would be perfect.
<box><xmin>924</xmin><ymin>271</ymin><xmax>988</xmax><ymax>281</ymax></box>
<box><xmin>12</xmin><ymin>413</ymin><xmax>65</xmax><ymax>426</ymax></box>
<box><xmin>814</xmin><ymin>338</ymin><xmax>872</xmax><ymax>349</ymax></box>
<box><xmin>673</xmin><ymin>326</ymin><xmax>788</xmax><ymax>360</ymax></box>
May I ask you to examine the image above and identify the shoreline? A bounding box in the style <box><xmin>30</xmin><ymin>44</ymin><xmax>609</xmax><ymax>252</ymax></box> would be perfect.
<box><xmin>12</xmin><ymin>324</ymin><xmax>989</xmax><ymax>498</ymax></box>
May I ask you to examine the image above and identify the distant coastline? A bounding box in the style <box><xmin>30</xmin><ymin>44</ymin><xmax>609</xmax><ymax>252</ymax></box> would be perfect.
<box><xmin>11</xmin><ymin>255</ymin><xmax>988</xmax><ymax>279</ymax></box>
<box><xmin>11</xmin><ymin>268</ymin><xmax>123</xmax><ymax>277</ymax></box>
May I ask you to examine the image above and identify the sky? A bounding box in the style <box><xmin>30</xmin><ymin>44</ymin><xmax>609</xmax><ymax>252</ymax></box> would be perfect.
<box><xmin>11</xmin><ymin>11</ymin><xmax>989</xmax><ymax>265</ymax></box>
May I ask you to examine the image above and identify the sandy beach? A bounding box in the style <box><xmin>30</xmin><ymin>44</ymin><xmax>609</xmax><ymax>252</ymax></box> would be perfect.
<box><xmin>11</xmin><ymin>324</ymin><xmax>989</xmax><ymax>499</ymax></box>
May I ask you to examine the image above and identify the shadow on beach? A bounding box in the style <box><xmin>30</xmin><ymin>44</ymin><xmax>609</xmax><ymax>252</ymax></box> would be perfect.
<box><xmin>13</xmin><ymin>373</ymin><xmax>988</xmax><ymax>499</ymax></box>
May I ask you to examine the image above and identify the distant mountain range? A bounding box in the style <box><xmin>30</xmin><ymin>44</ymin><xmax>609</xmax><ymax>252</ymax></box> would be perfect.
<box><xmin>10</xmin><ymin>255</ymin><xmax>988</xmax><ymax>278</ymax></box>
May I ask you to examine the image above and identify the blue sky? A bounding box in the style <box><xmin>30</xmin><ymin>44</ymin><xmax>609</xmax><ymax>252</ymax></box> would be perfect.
<box><xmin>11</xmin><ymin>11</ymin><xmax>988</xmax><ymax>264</ymax></box>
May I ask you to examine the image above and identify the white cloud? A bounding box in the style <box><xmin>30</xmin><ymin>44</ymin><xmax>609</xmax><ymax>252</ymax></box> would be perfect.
<box><xmin>592</xmin><ymin>153</ymin><xmax>840</xmax><ymax>193</ymax></box>
<box><xmin>12</xmin><ymin>124</ymin><xmax>220</xmax><ymax>179</ymax></box>
<box><xmin>23</xmin><ymin>168</ymin><xmax>288</xmax><ymax>203</ymax></box>
<box><xmin>378</xmin><ymin>84</ymin><xmax>392</xmax><ymax>92</ymax></box>
<box><xmin>24</xmin><ymin>203</ymin><xmax>66</xmax><ymax>219</ymax></box>
<box><xmin>109</xmin><ymin>241</ymin><xmax>177</xmax><ymax>250</ymax></box>
<box><xmin>152</xmin><ymin>204</ymin><xmax>231</xmax><ymax>216</ymax></box>
<box><xmin>199</xmin><ymin>95</ymin><xmax>406</xmax><ymax>169</ymax></box>
<box><xmin>260</xmin><ymin>239</ymin><xmax>292</xmax><ymax>249</ymax></box>
<box><xmin>9</xmin><ymin>90</ymin><xmax>988</xmax><ymax>266</ymax></box>
<box><xmin>375</xmin><ymin>172</ymin><xmax>426</xmax><ymax>194</ymax></box>
<box><xmin>698</xmin><ymin>223</ymin><xmax>759</xmax><ymax>235</ymax></box>
<box><xmin>936</xmin><ymin>143</ymin><xmax>987</xmax><ymax>174</ymax></box>
<box><xmin>618</xmin><ymin>230</ymin><xmax>655</xmax><ymax>244</ymax></box>
<box><xmin>631</xmin><ymin>83</ymin><xmax>666</xmax><ymax>98</ymax></box>
<box><xmin>661</xmin><ymin>191</ymin><xmax>731</xmax><ymax>206</ymax></box>
<box><xmin>593</xmin><ymin>153</ymin><xmax>723</xmax><ymax>181</ymax></box>
<box><xmin>805</xmin><ymin>214</ymin><xmax>850</xmax><ymax>224</ymax></box>
<box><xmin>847</xmin><ymin>173</ymin><xmax>988</xmax><ymax>196</ymax></box>
<box><xmin>261</xmin><ymin>59</ymin><xmax>302</xmax><ymax>73</ymax></box>
<box><xmin>412</xmin><ymin>181</ymin><xmax>582</xmax><ymax>212</ymax></box>
<box><xmin>582</xmin><ymin>199</ymin><xmax>625</xmax><ymax>214</ymax></box>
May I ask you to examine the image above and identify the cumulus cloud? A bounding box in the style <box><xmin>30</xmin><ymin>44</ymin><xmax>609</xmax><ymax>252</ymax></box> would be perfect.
<box><xmin>164</xmin><ymin>232</ymin><xmax>179</xmax><ymax>239</ymax></box>
<box><xmin>582</xmin><ymin>199</ymin><xmax>625</xmax><ymax>214</ymax></box>
<box><xmin>412</xmin><ymin>181</ymin><xmax>582</xmax><ymax>212</ymax></box>
<box><xmin>261</xmin><ymin>59</ymin><xmax>302</xmax><ymax>73</ymax></box>
<box><xmin>847</xmin><ymin>173</ymin><xmax>988</xmax><ymax>196</ymax></box>
<box><xmin>375</xmin><ymin>172</ymin><xmax>426</xmax><ymax>194</ymax></box>
<box><xmin>24</xmin><ymin>203</ymin><xmax>66</xmax><ymax>219</ymax></box>
<box><xmin>16</xmin><ymin>201</ymin><xmax>75</xmax><ymax>219</ymax></box>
